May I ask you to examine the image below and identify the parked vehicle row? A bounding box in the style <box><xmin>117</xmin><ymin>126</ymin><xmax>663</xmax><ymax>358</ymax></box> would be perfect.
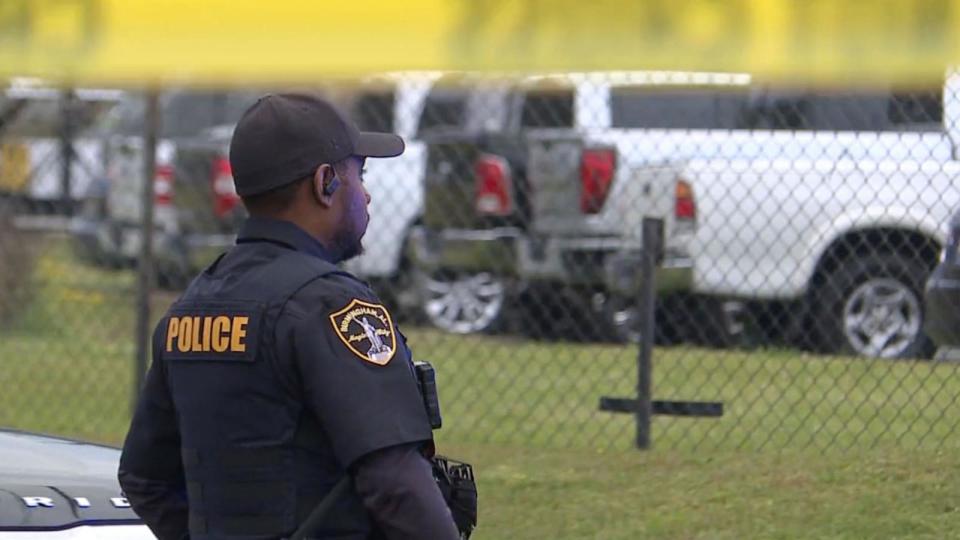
<box><xmin>71</xmin><ymin>90</ymin><xmax>253</xmax><ymax>276</ymax></box>
<box><xmin>69</xmin><ymin>75</ymin><xmax>442</xmax><ymax>310</ymax></box>
<box><xmin>60</xmin><ymin>71</ymin><xmax>960</xmax><ymax>359</ymax></box>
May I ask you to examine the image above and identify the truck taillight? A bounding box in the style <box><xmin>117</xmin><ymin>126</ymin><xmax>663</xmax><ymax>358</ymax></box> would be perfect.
<box><xmin>675</xmin><ymin>179</ymin><xmax>696</xmax><ymax>221</ymax></box>
<box><xmin>154</xmin><ymin>165</ymin><xmax>174</xmax><ymax>206</ymax></box>
<box><xmin>212</xmin><ymin>157</ymin><xmax>240</xmax><ymax>218</ymax></box>
<box><xmin>580</xmin><ymin>148</ymin><xmax>616</xmax><ymax>214</ymax></box>
<box><xmin>474</xmin><ymin>154</ymin><xmax>513</xmax><ymax>216</ymax></box>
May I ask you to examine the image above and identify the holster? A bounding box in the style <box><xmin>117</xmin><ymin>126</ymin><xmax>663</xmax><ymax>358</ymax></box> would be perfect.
<box><xmin>431</xmin><ymin>455</ymin><xmax>478</xmax><ymax>540</ymax></box>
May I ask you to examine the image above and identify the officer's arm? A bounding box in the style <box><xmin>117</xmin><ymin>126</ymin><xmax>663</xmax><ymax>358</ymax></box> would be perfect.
<box><xmin>290</xmin><ymin>289</ymin><xmax>458</xmax><ymax>539</ymax></box>
<box><xmin>352</xmin><ymin>443</ymin><xmax>459</xmax><ymax>540</ymax></box>
<box><xmin>119</xmin><ymin>325</ymin><xmax>189</xmax><ymax>540</ymax></box>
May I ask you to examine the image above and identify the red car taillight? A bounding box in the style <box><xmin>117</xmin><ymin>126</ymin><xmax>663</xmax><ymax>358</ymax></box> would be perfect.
<box><xmin>212</xmin><ymin>157</ymin><xmax>240</xmax><ymax>218</ymax></box>
<box><xmin>580</xmin><ymin>148</ymin><xmax>616</xmax><ymax>214</ymax></box>
<box><xmin>154</xmin><ymin>165</ymin><xmax>174</xmax><ymax>206</ymax></box>
<box><xmin>474</xmin><ymin>154</ymin><xmax>513</xmax><ymax>216</ymax></box>
<box><xmin>675</xmin><ymin>179</ymin><xmax>696</xmax><ymax>221</ymax></box>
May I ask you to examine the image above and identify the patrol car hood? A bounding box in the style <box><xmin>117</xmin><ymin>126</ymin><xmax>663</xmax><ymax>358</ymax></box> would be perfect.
<box><xmin>0</xmin><ymin>429</ymin><xmax>145</xmax><ymax>533</ymax></box>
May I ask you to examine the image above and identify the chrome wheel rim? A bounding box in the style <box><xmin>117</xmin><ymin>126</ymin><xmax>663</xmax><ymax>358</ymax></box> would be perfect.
<box><xmin>607</xmin><ymin>300</ymin><xmax>641</xmax><ymax>343</ymax></box>
<box><xmin>422</xmin><ymin>272</ymin><xmax>506</xmax><ymax>334</ymax></box>
<box><xmin>843</xmin><ymin>277</ymin><xmax>922</xmax><ymax>358</ymax></box>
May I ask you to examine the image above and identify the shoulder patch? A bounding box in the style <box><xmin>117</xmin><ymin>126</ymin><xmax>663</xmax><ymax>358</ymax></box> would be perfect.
<box><xmin>329</xmin><ymin>299</ymin><xmax>397</xmax><ymax>366</ymax></box>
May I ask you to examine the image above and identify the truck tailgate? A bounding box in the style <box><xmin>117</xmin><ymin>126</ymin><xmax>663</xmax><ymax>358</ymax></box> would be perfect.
<box><xmin>528</xmin><ymin>133</ymin><xmax>655</xmax><ymax>238</ymax></box>
<box><xmin>527</xmin><ymin>133</ymin><xmax>585</xmax><ymax>234</ymax></box>
<box><xmin>527</xmin><ymin>132</ymin><xmax>691</xmax><ymax>247</ymax></box>
<box><xmin>423</xmin><ymin>138</ymin><xmax>480</xmax><ymax>230</ymax></box>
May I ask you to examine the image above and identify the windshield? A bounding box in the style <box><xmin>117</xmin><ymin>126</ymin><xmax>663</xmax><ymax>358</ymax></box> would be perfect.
<box><xmin>519</xmin><ymin>89</ymin><xmax>575</xmax><ymax>128</ymax></box>
<box><xmin>609</xmin><ymin>83</ymin><xmax>944</xmax><ymax>132</ymax></box>
<box><xmin>417</xmin><ymin>88</ymin><xmax>469</xmax><ymax>135</ymax></box>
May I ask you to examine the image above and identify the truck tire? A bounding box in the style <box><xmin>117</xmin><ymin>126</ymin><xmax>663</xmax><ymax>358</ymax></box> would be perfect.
<box><xmin>601</xmin><ymin>293</ymin><xmax>735</xmax><ymax>347</ymax></box>
<box><xmin>814</xmin><ymin>254</ymin><xmax>935</xmax><ymax>359</ymax></box>
<box><xmin>515</xmin><ymin>285</ymin><xmax>601</xmax><ymax>341</ymax></box>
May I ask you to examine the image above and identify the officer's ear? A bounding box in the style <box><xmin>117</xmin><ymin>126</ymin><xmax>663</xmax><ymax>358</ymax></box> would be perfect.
<box><xmin>313</xmin><ymin>164</ymin><xmax>337</xmax><ymax>208</ymax></box>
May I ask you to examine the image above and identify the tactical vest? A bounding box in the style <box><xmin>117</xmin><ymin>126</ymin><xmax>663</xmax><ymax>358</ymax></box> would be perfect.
<box><xmin>161</xmin><ymin>244</ymin><xmax>377</xmax><ymax>540</ymax></box>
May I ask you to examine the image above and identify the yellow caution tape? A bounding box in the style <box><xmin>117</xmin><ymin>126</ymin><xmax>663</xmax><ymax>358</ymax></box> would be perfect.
<box><xmin>0</xmin><ymin>0</ymin><xmax>958</xmax><ymax>85</ymax></box>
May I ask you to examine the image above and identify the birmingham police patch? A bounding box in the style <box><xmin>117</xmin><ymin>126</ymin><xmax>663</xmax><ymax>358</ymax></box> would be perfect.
<box><xmin>329</xmin><ymin>299</ymin><xmax>397</xmax><ymax>366</ymax></box>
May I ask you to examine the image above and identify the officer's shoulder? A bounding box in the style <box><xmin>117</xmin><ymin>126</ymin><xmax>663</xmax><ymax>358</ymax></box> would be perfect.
<box><xmin>310</xmin><ymin>271</ymin><xmax>375</xmax><ymax>297</ymax></box>
<box><xmin>265</xmin><ymin>249</ymin><xmax>370</xmax><ymax>299</ymax></box>
<box><xmin>288</xmin><ymin>270</ymin><xmax>383</xmax><ymax>314</ymax></box>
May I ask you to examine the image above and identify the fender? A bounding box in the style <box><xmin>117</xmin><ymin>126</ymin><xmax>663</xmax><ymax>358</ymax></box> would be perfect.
<box><xmin>795</xmin><ymin>205</ymin><xmax>945</xmax><ymax>294</ymax></box>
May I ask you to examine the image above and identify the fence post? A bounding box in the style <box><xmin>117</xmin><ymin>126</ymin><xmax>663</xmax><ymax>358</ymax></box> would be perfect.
<box><xmin>133</xmin><ymin>89</ymin><xmax>160</xmax><ymax>410</ymax></box>
<box><xmin>599</xmin><ymin>216</ymin><xmax>722</xmax><ymax>448</ymax></box>
<box><xmin>59</xmin><ymin>88</ymin><xmax>75</xmax><ymax>216</ymax></box>
<box><xmin>636</xmin><ymin>217</ymin><xmax>662</xmax><ymax>449</ymax></box>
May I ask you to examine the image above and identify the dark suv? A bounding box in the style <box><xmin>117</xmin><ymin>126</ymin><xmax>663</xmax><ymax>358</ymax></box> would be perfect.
<box><xmin>924</xmin><ymin>209</ymin><xmax>960</xmax><ymax>351</ymax></box>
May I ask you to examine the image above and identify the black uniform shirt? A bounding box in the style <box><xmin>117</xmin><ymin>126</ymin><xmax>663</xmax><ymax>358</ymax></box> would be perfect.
<box><xmin>255</xmin><ymin>218</ymin><xmax>432</xmax><ymax>466</ymax></box>
<box><xmin>119</xmin><ymin>217</ymin><xmax>457</xmax><ymax>540</ymax></box>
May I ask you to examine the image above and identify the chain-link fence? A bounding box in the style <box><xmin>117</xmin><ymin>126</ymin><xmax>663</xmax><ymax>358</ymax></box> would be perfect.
<box><xmin>2</xmin><ymin>72</ymin><xmax>959</xmax><ymax>453</ymax></box>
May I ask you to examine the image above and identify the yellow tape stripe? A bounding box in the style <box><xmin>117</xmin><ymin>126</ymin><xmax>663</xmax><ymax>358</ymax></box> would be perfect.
<box><xmin>1</xmin><ymin>0</ymin><xmax>958</xmax><ymax>84</ymax></box>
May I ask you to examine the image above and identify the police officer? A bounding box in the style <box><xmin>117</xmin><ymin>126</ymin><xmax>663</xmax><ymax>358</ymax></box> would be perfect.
<box><xmin>119</xmin><ymin>93</ymin><xmax>461</xmax><ymax>540</ymax></box>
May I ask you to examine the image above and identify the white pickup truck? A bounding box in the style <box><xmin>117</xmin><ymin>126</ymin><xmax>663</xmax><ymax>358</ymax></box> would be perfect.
<box><xmin>528</xmin><ymin>71</ymin><xmax>957</xmax><ymax>358</ymax></box>
<box><xmin>412</xmin><ymin>73</ymin><xmax>694</xmax><ymax>338</ymax></box>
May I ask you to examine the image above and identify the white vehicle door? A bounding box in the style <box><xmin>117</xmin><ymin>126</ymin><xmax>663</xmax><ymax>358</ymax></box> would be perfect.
<box><xmin>344</xmin><ymin>75</ymin><xmax>437</xmax><ymax>280</ymax></box>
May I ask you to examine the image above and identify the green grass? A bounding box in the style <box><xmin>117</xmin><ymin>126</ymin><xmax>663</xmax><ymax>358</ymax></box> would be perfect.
<box><xmin>457</xmin><ymin>443</ymin><xmax>960</xmax><ymax>539</ymax></box>
<box><xmin>413</xmin><ymin>330</ymin><xmax>960</xmax><ymax>454</ymax></box>
<box><xmin>0</xmin><ymin>237</ymin><xmax>139</xmax><ymax>441</ymax></box>
<box><xmin>4</xmin><ymin>237</ymin><xmax>960</xmax><ymax>538</ymax></box>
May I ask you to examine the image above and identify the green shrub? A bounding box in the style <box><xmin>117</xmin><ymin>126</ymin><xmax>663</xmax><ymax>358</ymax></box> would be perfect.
<box><xmin>0</xmin><ymin>203</ymin><xmax>37</xmax><ymax>327</ymax></box>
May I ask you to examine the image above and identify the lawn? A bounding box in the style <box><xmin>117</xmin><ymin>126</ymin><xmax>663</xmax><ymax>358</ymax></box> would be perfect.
<box><xmin>3</xmin><ymin>237</ymin><xmax>960</xmax><ymax>539</ymax></box>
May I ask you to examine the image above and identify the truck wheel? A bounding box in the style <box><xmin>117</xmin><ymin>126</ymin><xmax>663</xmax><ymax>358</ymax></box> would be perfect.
<box><xmin>420</xmin><ymin>270</ymin><xmax>507</xmax><ymax>334</ymax></box>
<box><xmin>815</xmin><ymin>255</ymin><xmax>935</xmax><ymax>359</ymax></box>
<box><xmin>603</xmin><ymin>294</ymin><xmax>642</xmax><ymax>343</ymax></box>
<box><xmin>601</xmin><ymin>293</ymin><xmax>718</xmax><ymax>346</ymax></box>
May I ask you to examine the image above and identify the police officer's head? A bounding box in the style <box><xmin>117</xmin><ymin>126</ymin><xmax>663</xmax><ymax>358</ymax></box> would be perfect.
<box><xmin>229</xmin><ymin>93</ymin><xmax>404</xmax><ymax>262</ymax></box>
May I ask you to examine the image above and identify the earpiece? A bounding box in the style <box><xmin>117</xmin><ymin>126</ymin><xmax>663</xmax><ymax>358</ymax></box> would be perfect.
<box><xmin>322</xmin><ymin>176</ymin><xmax>340</xmax><ymax>196</ymax></box>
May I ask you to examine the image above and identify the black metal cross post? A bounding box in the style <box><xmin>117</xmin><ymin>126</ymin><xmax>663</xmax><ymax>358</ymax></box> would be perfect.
<box><xmin>59</xmin><ymin>88</ymin><xmax>75</xmax><ymax>216</ymax></box>
<box><xmin>600</xmin><ymin>217</ymin><xmax>723</xmax><ymax>449</ymax></box>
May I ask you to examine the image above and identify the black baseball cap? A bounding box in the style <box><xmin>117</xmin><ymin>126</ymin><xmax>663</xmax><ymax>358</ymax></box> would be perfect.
<box><xmin>229</xmin><ymin>93</ymin><xmax>404</xmax><ymax>197</ymax></box>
